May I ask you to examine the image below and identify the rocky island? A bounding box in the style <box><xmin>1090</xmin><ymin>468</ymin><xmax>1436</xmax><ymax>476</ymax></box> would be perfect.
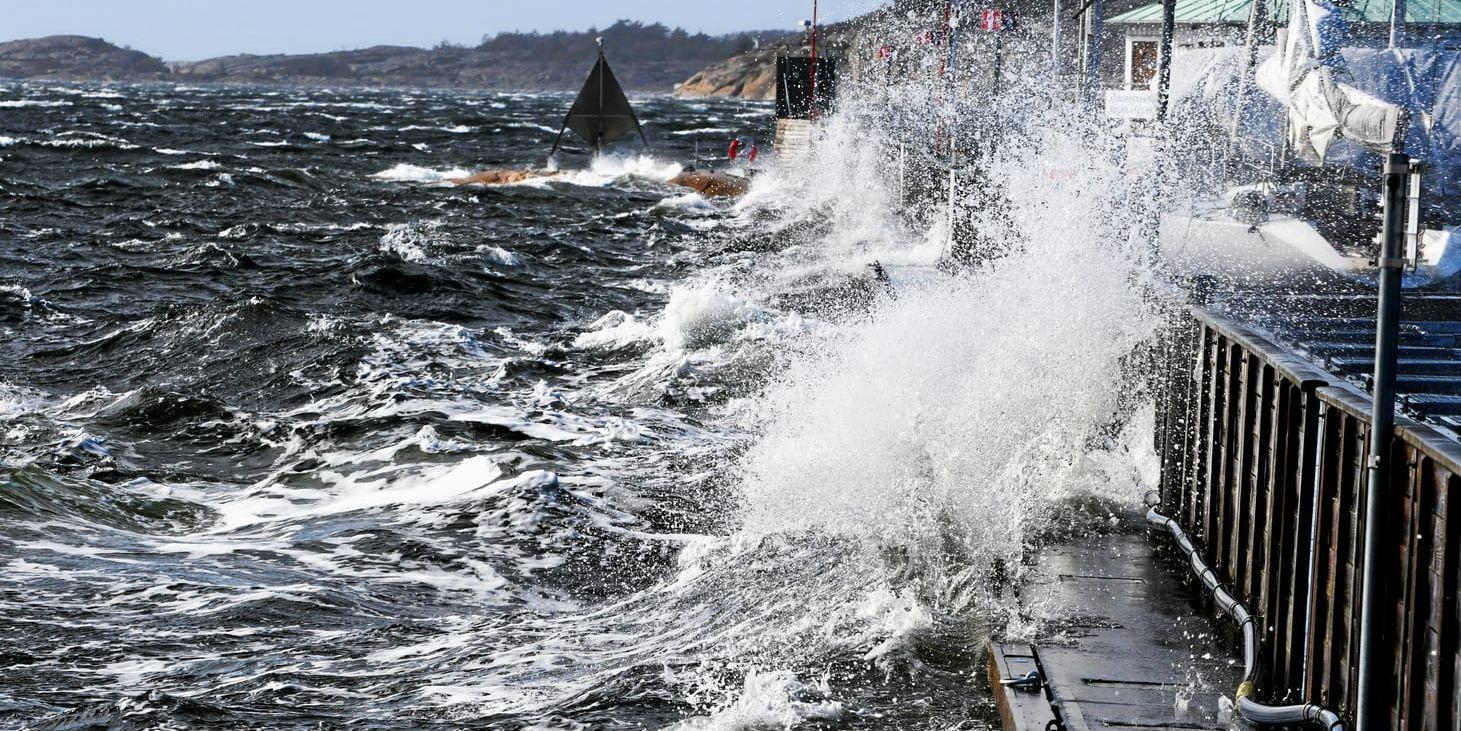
<box><xmin>0</xmin><ymin>22</ymin><xmax>794</xmax><ymax>96</ymax></box>
<box><xmin>0</xmin><ymin>35</ymin><xmax>170</xmax><ymax>82</ymax></box>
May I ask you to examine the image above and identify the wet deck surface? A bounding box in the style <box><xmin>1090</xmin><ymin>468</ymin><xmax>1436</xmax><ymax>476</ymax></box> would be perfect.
<box><xmin>990</xmin><ymin>532</ymin><xmax>1243</xmax><ymax>731</ymax></box>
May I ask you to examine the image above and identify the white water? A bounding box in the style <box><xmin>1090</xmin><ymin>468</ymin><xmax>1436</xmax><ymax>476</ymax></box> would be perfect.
<box><xmin>4</xmin><ymin>70</ymin><xmax>1167</xmax><ymax>730</ymax></box>
<box><xmin>336</xmin><ymin>81</ymin><xmax>1162</xmax><ymax>726</ymax></box>
<box><xmin>254</xmin><ymin>92</ymin><xmax>1164</xmax><ymax>725</ymax></box>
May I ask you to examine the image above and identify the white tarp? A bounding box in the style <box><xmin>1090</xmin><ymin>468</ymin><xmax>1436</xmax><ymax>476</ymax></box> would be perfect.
<box><xmin>1255</xmin><ymin>0</ymin><xmax>1404</xmax><ymax>160</ymax></box>
<box><xmin>1167</xmin><ymin>45</ymin><xmax>1461</xmax><ymax>192</ymax></box>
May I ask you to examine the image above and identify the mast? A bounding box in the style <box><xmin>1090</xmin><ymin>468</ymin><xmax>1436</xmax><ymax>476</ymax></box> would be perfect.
<box><xmin>596</xmin><ymin>38</ymin><xmax>605</xmax><ymax>155</ymax></box>
<box><xmin>1391</xmin><ymin>0</ymin><xmax>1407</xmax><ymax>46</ymax></box>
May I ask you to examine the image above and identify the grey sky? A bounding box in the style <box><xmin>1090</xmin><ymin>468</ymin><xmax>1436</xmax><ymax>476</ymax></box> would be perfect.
<box><xmin>6</xmin><ymin>1</ymin><xmax>867</xmax><ymax>61</ymax></box>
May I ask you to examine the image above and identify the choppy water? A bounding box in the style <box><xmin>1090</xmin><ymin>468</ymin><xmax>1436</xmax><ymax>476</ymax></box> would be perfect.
<box><xmin>0</xmin><ymin>78</ymin><xmax>1158</xmax><ymax>730</ymax></box>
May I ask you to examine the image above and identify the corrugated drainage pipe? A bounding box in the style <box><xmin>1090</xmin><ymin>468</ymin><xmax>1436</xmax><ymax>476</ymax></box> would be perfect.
<box><xmin>1144</xmin><ymin>503</ymin><xmax>1346</xmax><ymax>731</ymax></box>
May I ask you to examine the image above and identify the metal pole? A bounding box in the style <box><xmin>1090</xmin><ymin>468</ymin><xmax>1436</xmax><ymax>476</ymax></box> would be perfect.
<box><xmin>596</xmin><ymin>45</ymin><xmax>605</xmax><ymax>156</ymax></box>
<box><xmin>1156</xmin><ymin>0</ymin><xmax>1175</xmax><ymax>120</ymax></box>
<box><xmin>1354</xmin><ymin>152</ymin><xmax>1410</xmax><ymax>731</ymax></box>
<box><xmin>1390</xmin><ymin>0</ymin><xmax>1407</xmax><ymax>47</ymax></box>
<box><xmin>948</xmin><ymin>0</ymin><xmax>962</xmax><ymax>75</ymax></box>
<box><xmin>994</xmin><ymin>31</ymin><xmax>1005</xmax><ymax>94</ymax></box>
<box><xmin>1147</xmin><ymin>0</ymin><xmax>1176</xmax><ymax>265</ymax></box>
<box><xmin>898</xmin><ymin>142</ymin><xmax>907</xmax><ymax>201</ymax></box>
<box><xmin>947</xmin><ymin>157</ymin><xmax>957</xmax><ymax>250</ymax></box>
<box><xmin>809</xmin><ymin>0</ymin><xmax>819</xmax><ymax>121</ymax></box>
<box><xmin>1052</xmin><ymin>0</ymin><xmax>1062</xmax><ymax>74</ymax></box>
<box><xmin>1083</xmin><ymin>0</ymin><xmax>1106</xmax><ymax>109</ymax></box>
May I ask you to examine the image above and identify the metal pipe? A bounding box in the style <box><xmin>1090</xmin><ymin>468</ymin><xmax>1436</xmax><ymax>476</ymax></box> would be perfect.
<box><xmin>1354</xmin><ymin>152</ymin><xmax>1410</xmax><ymax>731</ymax></box>
<box><xmin>1145</xmin><ymin>503</ymin><xmax>1346</xmax><ymax>730</ymax></box>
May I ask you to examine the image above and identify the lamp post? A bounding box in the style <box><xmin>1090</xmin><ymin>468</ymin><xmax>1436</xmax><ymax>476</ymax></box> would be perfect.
<box><xmin>1354</xmin><ymin>152</ymin><xmax>1411</xmax><ymax>731</ymax></box>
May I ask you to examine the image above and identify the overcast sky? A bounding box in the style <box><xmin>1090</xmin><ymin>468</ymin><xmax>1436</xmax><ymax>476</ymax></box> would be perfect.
<box><xmin>6</xmin><ymin>1</ymin><xmax>868</xmax><ymax>61</ymax></box>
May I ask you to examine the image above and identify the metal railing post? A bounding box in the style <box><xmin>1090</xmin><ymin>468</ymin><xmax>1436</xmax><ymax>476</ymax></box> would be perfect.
<box><xmin>1355</xmin><ymin>152</ymin><xmax>1410</xmax><ymax>731</ymax></box>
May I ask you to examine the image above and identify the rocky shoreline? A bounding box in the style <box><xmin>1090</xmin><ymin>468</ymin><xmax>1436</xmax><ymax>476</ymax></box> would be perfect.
<box><xmin>0</xmin><ymin>36</ymin><xmax>170</xmax><ymax>82</ymax></box>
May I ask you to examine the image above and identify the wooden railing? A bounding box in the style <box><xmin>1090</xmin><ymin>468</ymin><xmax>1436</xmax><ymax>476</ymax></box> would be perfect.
<box><xmin>1153</xmin><ymin>307</ymin><xmax>1461</xmax><ymax>729</ymax></box>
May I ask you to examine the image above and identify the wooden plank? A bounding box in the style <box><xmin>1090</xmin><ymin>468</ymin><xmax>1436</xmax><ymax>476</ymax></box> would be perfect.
<box><xmin>1007</xmin><ymin>534</ymin><xmax>1240</xmax><ymax>731</ymax></box>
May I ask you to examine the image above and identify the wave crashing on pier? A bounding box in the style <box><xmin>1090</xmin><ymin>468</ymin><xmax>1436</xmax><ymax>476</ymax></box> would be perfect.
<box><xmin>0</xmin><ymin>43</ymin><xmax>1167</xmax><ymax>731</ymax></box>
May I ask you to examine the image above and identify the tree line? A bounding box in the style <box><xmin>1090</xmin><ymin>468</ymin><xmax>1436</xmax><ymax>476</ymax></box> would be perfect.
<box><xmin>477</xmin><ymin>20</ymin><xmax>787</xmax><ymax>64</ymax></box>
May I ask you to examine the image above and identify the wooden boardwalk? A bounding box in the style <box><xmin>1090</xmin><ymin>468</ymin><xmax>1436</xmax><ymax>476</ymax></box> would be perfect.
<box><xmin>989</xmin><ymin>532</ymin><xmax>1241</xmax><ymax>731</ymax></box>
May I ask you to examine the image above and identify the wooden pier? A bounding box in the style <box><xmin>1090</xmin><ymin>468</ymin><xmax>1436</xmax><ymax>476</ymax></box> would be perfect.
<box><xmin>992</xmin><ymin>297</ymin><xmax>1461</xmax><ymax>731</ymax></box>
<box><xmin>989</xmin><ymin>533</ymin><xmax>1240</xmax><ymax>731</ymax></box>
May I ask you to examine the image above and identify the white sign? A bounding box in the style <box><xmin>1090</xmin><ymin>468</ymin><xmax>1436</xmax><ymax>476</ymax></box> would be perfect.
<box><xmin>1105</xmin><ymin>89</ymin><xmax>1158</xmax><ymax>120</ymax></box>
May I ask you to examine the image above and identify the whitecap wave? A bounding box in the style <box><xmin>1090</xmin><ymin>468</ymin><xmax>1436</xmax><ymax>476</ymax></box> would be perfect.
<box><xmin>370</xmin><ymin>163</ymin><xmax>471</xmax><ymax>184</ymax></box>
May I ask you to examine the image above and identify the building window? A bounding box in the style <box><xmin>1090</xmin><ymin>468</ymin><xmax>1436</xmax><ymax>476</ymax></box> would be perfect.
<box><xmin>1127</xmin><ymin>38</ymin><xmax>1159</xmax><ymax>89</ymax></box>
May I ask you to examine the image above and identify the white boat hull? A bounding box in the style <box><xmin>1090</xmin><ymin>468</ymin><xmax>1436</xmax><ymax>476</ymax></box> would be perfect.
<box><xmin>1159</xmin><ymin>208</ymin><xmax>1461</xmax><ymax>288</ymax></box>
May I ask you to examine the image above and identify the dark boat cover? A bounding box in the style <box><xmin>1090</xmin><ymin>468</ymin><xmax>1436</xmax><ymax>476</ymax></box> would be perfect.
<box><xmin>551</xmin><ymin>51</ymin><xmax>648</xmax><ymax>154</ymax></box>
<box><xmin>776</xmin><ymin>56</ymin><xmax>838</xmax><ymax>120</ymax></box>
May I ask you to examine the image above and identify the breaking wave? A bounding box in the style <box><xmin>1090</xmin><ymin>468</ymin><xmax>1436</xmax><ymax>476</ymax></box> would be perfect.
<box><xmin>0</xmin><ymin>59</ymin><xmax>1161</xmax><ymax>729</ymax></box>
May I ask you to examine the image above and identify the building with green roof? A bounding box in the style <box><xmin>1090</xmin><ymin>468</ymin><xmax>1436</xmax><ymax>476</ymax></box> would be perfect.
<box><xmin>1109</xmin><ymin>0</ymin><xmax>1461</xmax><ymax>25</ymax></box>
<box><xmin>1094</xmin><ymin>0</ymin><xmax>1461</xmax><ymax>90</ymax></box>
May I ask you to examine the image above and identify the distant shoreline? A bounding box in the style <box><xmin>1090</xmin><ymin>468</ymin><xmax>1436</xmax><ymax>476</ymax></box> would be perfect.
<box><xmin>0</xmin><ymin>75</ymin><xmax>769</xmax><ymax>101</ymax></box>
<box><xmin>0</xmin><ymin>23</ymin><xmax>792</xmax><ymax>99</ymax></box>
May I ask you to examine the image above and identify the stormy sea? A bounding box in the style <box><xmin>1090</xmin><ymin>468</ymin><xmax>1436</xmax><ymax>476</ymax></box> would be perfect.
<box><xmin>0</xmin><ymin>80</ymin><xmax>1158</xmax><ymax>729</ymax></box>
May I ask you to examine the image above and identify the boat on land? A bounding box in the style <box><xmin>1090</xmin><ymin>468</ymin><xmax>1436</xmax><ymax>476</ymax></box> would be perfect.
<box><xmin>1151</xmin><ymin>0</ymin><xmax>1461</xmax><ymax>286</ymax></box>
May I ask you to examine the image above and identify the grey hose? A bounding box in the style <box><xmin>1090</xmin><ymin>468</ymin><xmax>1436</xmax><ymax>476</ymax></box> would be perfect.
<box><xmin>1144</xmin><ymin>503</ymin><xmax>1346</xmax><ymax>731</ymax></box>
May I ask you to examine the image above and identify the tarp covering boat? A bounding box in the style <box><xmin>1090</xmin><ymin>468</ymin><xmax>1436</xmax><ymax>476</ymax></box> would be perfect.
<box><xmin>550</xmin><ymin>48</ymin><xmax>648</xmax><ymax>155</ymax></box>
<box><xmin>1166</xmin><ymin>44</ymin><xmax>1461</xmax><ymax>195</ymax></box>
<box><xmin>1255</xmin><ymin>0</ymin><xmax>1406</xmax><ymax>160</ymax></box>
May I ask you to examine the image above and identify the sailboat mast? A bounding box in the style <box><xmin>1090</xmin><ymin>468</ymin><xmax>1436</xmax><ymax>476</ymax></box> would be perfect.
<box><xmin>596</xmin><ymin>40</ymin><xmax>605</xmax><ymax>155</ymax></box>
<box><xmin>1391</xmin><ymin>0</ymin><xmax>1407</xmax><ymax>45</ymax></box>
